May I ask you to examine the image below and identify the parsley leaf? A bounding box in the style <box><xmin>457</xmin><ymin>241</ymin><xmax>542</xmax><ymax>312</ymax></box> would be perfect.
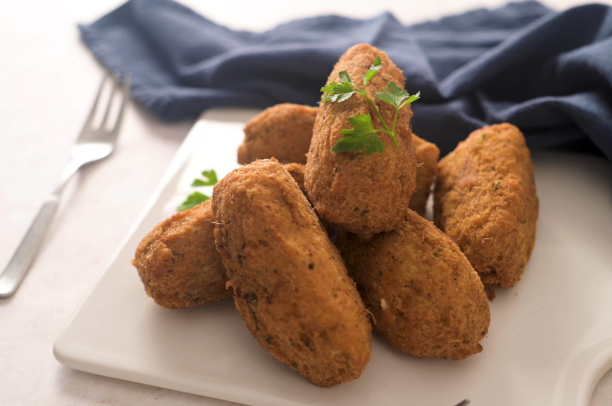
<box><xmin>375</xmin><ymin>81</ymin><xmax>409</xmax><ymax>108</ymax></box>
<box><xmin>339</xmin><ymin>70</ymin><xmax>353</xmax><ymax>84</ymax></box>
<box><xmin>363</xmin><ymin>56</ymin><xmax>382</xmax><ymax>86</ymax></box>
<box><xmin>177</xmin><ymin>192</ymin><xmax>210</xmax><ymax>212</ymax></box>
<box><xmin>191</xmin><ymin>170</ymin><xmax>218</xmax><ymax>186</ymax></box>
<box><xmin>178</xmin><ymin>169</ymin><xmax>218</xmax><ymax>211</ymax></box>
<box><xmin>321</xmin><ymin>81</ymin><xmax>355</xmax><ymax>103</ymax></box>
<box><xmin>346</xmin><ymin>114</ymin><xmax>377</xmax><ymax>133</ymax></box>
<box><xmin>331</xmin><ymin>114</ymin><xmax>386</xmax><ymax>156</ymax></box>
<box><xmin>401</xmin><ymin>92</ymin><xmax>421</xmax><ymax>107</ymax></box>
<box><xmin>321</xmin><ymin>81</ymin><xmax>353</xmax><ymax>94</ymax></box>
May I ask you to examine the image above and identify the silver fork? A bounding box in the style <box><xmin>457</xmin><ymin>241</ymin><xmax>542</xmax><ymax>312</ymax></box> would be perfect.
<box><xmin>0</xmin><ymin>73</ymin><xmax>130</xmax><ymax>298</ymax></box>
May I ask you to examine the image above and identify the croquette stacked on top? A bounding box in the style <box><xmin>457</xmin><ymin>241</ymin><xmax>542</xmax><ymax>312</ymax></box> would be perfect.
<box><xmin>305</xmin><ymin>44</ymin><xmax>418</xmax><ymax>241</ymax></box>
<box><xmin>132</xmin><ymin>43</ymin><xmax>538</xmax><ymax>387</ymax></box>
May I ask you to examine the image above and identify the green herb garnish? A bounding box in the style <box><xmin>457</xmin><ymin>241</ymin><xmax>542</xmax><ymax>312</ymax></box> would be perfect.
<box><xmin>177</xmin><ymin>169</ymin><xmax>218</xmax><ymax>212</ymax></box>
<box><xmin>332</xmin><ymin>114</ymin><xmax>385</xmax><ymax>155</ymax></box>
<box><xmin>320</xmin><ymin>56</ymin><xmax>420</xmax><ymax>156</ymax></box>
<box><xmin>191</xmin><ymin>170</ymin><xmax>217</xmax><ymax>186</ymax></box>
<box><xmin>177</xmin><ymin>192</ymin><xmax>210</xmax><ymax>212</ymax></box>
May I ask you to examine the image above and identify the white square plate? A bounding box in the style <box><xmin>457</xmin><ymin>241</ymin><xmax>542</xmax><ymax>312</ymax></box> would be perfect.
<box><xmin>54</xmin><ymin>108</ymin><xmax>612</xmax><ymax>406</ymax></box>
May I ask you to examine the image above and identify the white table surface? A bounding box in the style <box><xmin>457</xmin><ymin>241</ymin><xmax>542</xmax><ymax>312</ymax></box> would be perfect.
<box><xmin>1</xmin><ymin>1</ymin><xmax>610</xmax><ymax>405</ymax></box>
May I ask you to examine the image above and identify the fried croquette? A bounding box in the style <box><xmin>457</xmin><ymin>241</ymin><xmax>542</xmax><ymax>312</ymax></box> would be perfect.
<box><xmin>337</xmin><ymin>209</ymin><xmax>490</xmax><ymax>360</ymax></box>
<box><xmin>282</xmin><ymin>163</ymin><xmax>306</xmax><ymax>194</ymax></box>
<box><xmin>305</xmin><ymin>44</ymin><xmax>417</xmax><ymax>240</ymax></box>
<box><xmin>238</xmin><ymin>104</ymin><xmax>318</xmax><ymax>165</ymax></box>
<box><xmin>410</xmin><ymin>134</ymin><xmax>440</xmax><ymax>216</ymax></box>
<box><xmin>434</xmin><ymin>123</ymin><xmax>539</xmax><ymax>287</ymax></box>
<box><xmin>132</xmin><ymin>200</ymin><xmax>231</xmax><ymax>308</ymax></box>
<box><xmin>213</xmin><ymin>159</ymin><xmax>371</xmax><ymax>387</ymax></box>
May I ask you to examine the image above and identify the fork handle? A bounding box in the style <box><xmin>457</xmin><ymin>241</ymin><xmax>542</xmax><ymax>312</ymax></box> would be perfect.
<box><xmin>0</xmin><ymin>195</ymin><xmax>60</xmax><ymax>298</ymax></box>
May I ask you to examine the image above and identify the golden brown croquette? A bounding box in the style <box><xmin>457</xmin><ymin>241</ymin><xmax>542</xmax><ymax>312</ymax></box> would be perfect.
<box><xmin>305</xmin><ymin>44</ymin><xmax>417</xmax><ymax>240</ymax></box>
<box><xmin>132</xmin><ymin>200</ymin><xmax>231</xmax><ymax>308</ymax></box>
<box><xmin>213</xmin><ymin>159</ymin><xmax>371</xmax><ymax>387</ymax></box>
<box><xmin>337</xmin><ymin>209</ymin><xmax>490</xmax><ymax>360</ymax></box>
<box><xmin>434</xmin><ymin>123</ymin><xmax>539</xmax><ymax>287</ymax></box>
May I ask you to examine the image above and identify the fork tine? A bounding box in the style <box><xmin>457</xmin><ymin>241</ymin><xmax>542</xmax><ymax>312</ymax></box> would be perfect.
<box><xmin>99</xmin><ymin>73</ymin><xmax>120</xmax><ymax>131</ymax></box>
<box><xmin>454</xmin><ymin>400</ymin><xmax>470</xmax><ymax>406</ymax></box>
<box><xmin>81</xmin><ymin>74</ymin><xmax>109</xmax><ymax>131</ymax></box>
<box><xmin>109</xmin><ymin>73</ymin><xmax>131</xmax><ymax>135</ymax></box>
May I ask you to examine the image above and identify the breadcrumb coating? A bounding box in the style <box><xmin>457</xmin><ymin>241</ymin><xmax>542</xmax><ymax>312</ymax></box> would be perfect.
<box><xmin>132</xmin><ymin>201</ymin><xmax>231</xmax><ymax>308</ymax></box>
<box><xmin>434</xmin><ymin>123</ymin><xmax>539</xmax><ymax>287</ymax></box>
<box><xmin>282</xmin><ymin>163</ymin><xmax>306</xmax><ymax>194</ymax></box>
<box><xmin>337</xmin><ymin>209</ymin><xmax>490</xmax><ymax>360</ymax></box>
<box><xmin>238</xmin><ymin>104</ymin><xmax>317</xmax><ymax>165</ymax></box>
<box><xmin>213</xmin><ymin>159</ymin><xmax>371</xmax><ymax>387</ymax></box>
<box><xmin>410</xmin><ymin>134</ymin><xmax>440</xmax><ymax>215</ymax></box>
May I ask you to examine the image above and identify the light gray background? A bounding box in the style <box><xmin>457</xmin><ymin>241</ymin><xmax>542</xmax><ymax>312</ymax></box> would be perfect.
<box><xmin>1</xmin><ymin>0</ymin><xmax>610</xmax><ymax>405</ymax></box>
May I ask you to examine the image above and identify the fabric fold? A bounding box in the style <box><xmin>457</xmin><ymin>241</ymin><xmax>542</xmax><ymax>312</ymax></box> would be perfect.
<box><xmin>79</xmin><ymin>0</ymin><xmax>612</xmax><ymax>159</ymax></box>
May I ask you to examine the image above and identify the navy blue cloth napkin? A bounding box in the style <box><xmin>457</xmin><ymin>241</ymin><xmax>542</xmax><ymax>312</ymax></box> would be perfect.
<box><xmin>79</xmin><ymin>0</ymin><xmax>612</xmax><ymax>159</ymax></box>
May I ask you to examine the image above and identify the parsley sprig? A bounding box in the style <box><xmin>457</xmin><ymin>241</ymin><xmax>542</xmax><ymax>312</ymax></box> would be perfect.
<box><xmin>320</xmin><ymin>56</ymin><xmax>420</xmax><ymax>156</ymax></box>
<box><xmin>177</xmin><ymin>170</ymin><xmax>218</xmax><ymax>212</ymax></box>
